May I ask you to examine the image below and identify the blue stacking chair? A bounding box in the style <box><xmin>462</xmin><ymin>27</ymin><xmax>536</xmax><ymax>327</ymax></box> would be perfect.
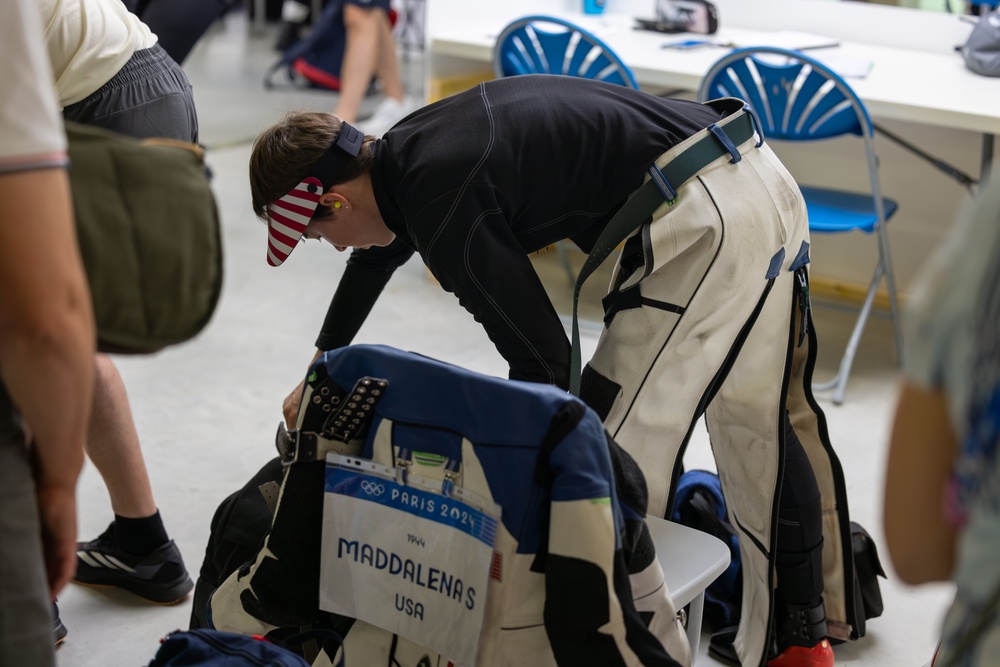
<box><xmin>492</xmin><ymin>15</ymin><xmax>639</xmax><ymax>285</ymax></box>
<box><xmin>969</xmin><ymin>0</ymin><xmax>1000</xmax><ymax>11</ymax></box>
<box><xmin>493</xmin><ymin>15</ymin><xmax>639</xmax><ymax>88</ymax></box>
<box><xmin>697</xmin><ymin>47</ymin><xmax>902</xmax><ymax>404</ymax></box>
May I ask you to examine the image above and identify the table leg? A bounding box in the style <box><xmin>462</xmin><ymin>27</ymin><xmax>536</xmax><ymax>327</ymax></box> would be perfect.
<box><xmin>686</xmin><ymin>592</ymin><xmax>705</xmax><ymax>662</ymax></box>
<box><xmin>254</xmin><ymin>0</ymin><xmax>265</xmax><ymax>32</ymax></box>
<box><xmin>982</xmin><ymin>133</ymin><xmax>994</xmax><ymax>184</ymax></box>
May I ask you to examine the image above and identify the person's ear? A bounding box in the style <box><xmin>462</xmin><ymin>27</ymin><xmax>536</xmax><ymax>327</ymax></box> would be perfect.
<box><xmin>320</xmin><ymin>191</ymin><xmax>349</xmax><ymax>211</ymax></box>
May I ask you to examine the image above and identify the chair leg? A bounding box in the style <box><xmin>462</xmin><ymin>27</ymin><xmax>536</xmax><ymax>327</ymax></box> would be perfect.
<box><xmin>814</xmin><ymin>262</ymin><xmax>884</xmax><ymax>405</ymax></box>
<box><xmin>556</xmin><ymin>241</ymin><xmax>576</xmax><ymax>286</ymax></box>
<box><xmin>686</xmin><ymin>592</ymin><xmax>706</xmax><ymax>661</ymax></box>
<box><xmin>877</xmin><ymin>225</ymin><xmax>903</xmax><ymax>366</ymax></box>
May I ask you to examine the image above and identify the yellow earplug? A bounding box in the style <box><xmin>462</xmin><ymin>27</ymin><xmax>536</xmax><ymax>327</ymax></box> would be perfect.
<box><xmin>333</xmin><ymin>201</ymin><xmax>342</xmax><ymax>209</ymax></box>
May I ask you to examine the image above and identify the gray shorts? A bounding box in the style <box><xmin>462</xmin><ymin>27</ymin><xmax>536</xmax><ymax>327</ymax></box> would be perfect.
<box><xmin>63</xmin><ymin>42</ymin><xmax>199</xmax><ymax>144</ymax></box>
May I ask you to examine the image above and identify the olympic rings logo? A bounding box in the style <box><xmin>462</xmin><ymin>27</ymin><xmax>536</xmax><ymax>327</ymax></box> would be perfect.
<box><xmin>360</xmin><ymin>481</ymin><xmax>385</xmax><ymax>496</ymax></box>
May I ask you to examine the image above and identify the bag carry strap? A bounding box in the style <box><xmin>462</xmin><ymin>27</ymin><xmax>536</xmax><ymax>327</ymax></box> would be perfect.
<box><xmin>569</xmin><ymin>107</ymin><xmax>757</xmax><ymax>395</ymax></box>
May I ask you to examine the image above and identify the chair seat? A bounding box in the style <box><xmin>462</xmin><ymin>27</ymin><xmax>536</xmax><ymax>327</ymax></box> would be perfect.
<box><xmin>646</xmin><ymin>516</ymin><xmax>731</xmax><ymax>662</ymax></box>
<box><xmin>799</xmin><ymin>185</ymin><xmax>899</xmax><ymax>234</ymax></box>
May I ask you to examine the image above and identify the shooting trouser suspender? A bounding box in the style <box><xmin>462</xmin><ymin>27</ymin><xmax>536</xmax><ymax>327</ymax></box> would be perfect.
<box><xmin>569</xmin><ymin>101</ymin><xmax>759</xmax><ymax>395</ymax></box>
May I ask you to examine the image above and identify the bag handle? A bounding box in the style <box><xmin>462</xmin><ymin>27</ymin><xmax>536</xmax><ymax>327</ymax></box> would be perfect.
<box><xmin>140</xmin><ymin>136</ymin><xmax>205</xmax><ymax>161</ymax></box>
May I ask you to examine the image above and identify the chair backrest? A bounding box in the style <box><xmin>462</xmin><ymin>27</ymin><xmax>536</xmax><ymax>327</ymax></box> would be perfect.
<box><xmin>697</xmin><ymin>46</ymin><xmax>873</xmax><ymax>143</ymax></box>
<box><xmin>492</xmin><ymin>15</ymin><xmax>639</xmax><ymax>89</ymax></box>
<box><xmin>697</xmin><ymin>46</ymin><xmax>886</xmax><ymax>222</ymax></box>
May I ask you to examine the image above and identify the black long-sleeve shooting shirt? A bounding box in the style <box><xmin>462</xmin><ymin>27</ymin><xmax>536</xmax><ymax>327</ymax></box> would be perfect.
<box><xmin>317</xmin><ymin>75</ymin><xmax>722</xmax><ymax>389</ymax></box>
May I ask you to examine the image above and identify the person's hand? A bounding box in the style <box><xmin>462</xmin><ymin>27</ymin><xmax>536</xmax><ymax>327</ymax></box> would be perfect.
<box><xmin>35</xmin><ymin>483</ymin><xmax>78</xmax><ymax>599</ymax></box>
<box><xmin>284</xmin><ymin>349</ymin><xmax>326</xmax><ymax>428</ymax></box>
<box><xmin>283</xmin><ymin>379</ymin><xmax>305</xmax><ymax>428</ymax></box>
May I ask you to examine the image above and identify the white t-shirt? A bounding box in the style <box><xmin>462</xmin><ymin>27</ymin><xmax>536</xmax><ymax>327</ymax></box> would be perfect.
<box><xmin>40</xmin><ymin>0</ymin><xmax>158</xmax><ymax>107</ymax></box>
<box><xmin>0</xmin><ymin>0</ymin><xmax>66</xmax><ymax>173</ymax></box>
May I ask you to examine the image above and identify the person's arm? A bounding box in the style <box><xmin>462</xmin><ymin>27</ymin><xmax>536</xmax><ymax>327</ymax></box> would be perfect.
<box><xmin>883</xmin><ymin>380</ymin><xmax>959</xmax><ymax>585</ymax></box>
<box><xmin>0</xmin><ymin>0</ymin><xmax>96</xmax><ymax>598</ymax></box>
<box><xmin>0</xmin><ymin>167</ymin><xmax>96</xmax><ymax>595</ymax></box>
<box><xmin>418</xmin><ymin>188</ymin><xmax>572</xmax><ymax>388</ymax></box>
<box><xmin>282</xmin><ymin>238</ymin><xmax>414</xmax><ymax>427</ymax></box>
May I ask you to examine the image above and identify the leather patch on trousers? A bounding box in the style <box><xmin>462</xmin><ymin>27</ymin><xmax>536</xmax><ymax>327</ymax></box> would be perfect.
<box><xmin>579</xmin><ymin>365</ymin><xmax>621</xmax><ymax>422</ymax></box>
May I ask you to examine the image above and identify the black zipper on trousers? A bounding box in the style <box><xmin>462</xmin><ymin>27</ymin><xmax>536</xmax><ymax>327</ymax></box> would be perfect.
<box><xmin>794</xmin><ymin>274</ymin><xmax>861</xmax><ymax>639</ymax></box>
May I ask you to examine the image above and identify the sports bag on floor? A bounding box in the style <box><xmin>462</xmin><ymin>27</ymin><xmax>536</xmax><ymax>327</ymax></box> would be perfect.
<box><xmin>65</xmin><ymin>121</ymin><xmax>223</xmax><ymax>354</ymax></box>
<box><xmin>264</xmin><ymin>1</ymin><xmax>396</xmax><ymax>92</ymax></box>
<box><xmin>189</xmin><ymin>456</ymin><xmax>285</xmax><ymax>631</ymax></box>
<box><xmin>148</xmin><ymin>628</ymin><xmax>343</xmax><ymax>666</ymax></box>
<box><xmin>671</xmin><ymin>469</ymin><xmax>742</xmax><ymax>632</ymax></box>
<box><xmin>208</xmin><ymin>344</ymin><xmax>690</xmax><ymax>666</ymax></box>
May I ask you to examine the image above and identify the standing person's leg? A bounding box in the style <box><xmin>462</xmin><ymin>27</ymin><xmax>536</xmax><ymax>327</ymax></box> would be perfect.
<box><xmin>582</xmin><ymin>133</ymin><xmax>800</xmax><ymax>518</ymax></box>
<box><xmin>771</xmin><ymin>416</ymin><xmax>829</xmax><ymax>652</ymax></box>
<box><xmin>0</xmin><ymin>416</ymin><xmax>57</xmax><ymax>667</ymax></box>
<box><xmin>334</xmin><ymin>3</ymin><xmax>387</xmax><ymax>123</ymax></box>
<box><xmin>371</xmin><ymin>8</ymin><xmax>405</xmax><ymax>103</ymax></box>
<box><xmin>62</xmin><ymin>43</ymin><xmax>197</xmax><ymax>603</ymax></box>
<box><xmin>700</xmin><ymin>273</ymin><xmax>831</xmax><ymax>667</ymax></box>
<box><xmin>85</xmin><ymin>358</ymin><xmax>157</xmax><ymax>520</ymax></box>
<box><xmin>335</xmin><ymin>0</ymin><xmax>415</xmax><ymax>136</ymax></box>
<box><xmin>580</xmin><ymin>113</ymin><xmax>811</xmax><ymax>666</ymax></box>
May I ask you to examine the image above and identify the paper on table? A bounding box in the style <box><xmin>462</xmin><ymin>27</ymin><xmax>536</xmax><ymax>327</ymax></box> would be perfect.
<box><xmin>751</xmin><ymin>50</ymin><xmax>875</xmax><ymax>80</ymax></box>
<box><xmin>810</xmin><ymin>52</ymin><xmax>874</xmax><ymax>79</ymax></box>
<box><xmin>734</xmin><ymin>30</ymin><xmax>841</xmax><ymax>51</ymax></box>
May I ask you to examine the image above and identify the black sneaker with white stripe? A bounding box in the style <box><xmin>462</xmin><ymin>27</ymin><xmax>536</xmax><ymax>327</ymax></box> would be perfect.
<box><xmin>74</xmin><ymin>524</ymin><xmax>193</xmax><ymax>604</ymax></box>
<box><xmin>53</xmin><ymin>602</ymin><xmax>67</xmax><ymax>646</ymax></box>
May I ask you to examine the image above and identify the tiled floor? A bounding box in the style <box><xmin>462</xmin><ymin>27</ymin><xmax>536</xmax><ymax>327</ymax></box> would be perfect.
<box><xmin>55</xmin><ymin>10</ymin><xmax>955</xmax><ymax>666</ymax></box>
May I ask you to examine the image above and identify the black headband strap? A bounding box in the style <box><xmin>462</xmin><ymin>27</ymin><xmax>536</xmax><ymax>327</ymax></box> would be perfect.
<box><xmin>307</xmin><ymin>121</ymin><xmax>364</xmax><ymax>192</ymax></box>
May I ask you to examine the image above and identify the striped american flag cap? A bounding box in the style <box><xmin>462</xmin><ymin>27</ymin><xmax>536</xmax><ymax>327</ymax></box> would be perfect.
<box><xmin>264</xmin><ymin>120</ymin><xmax>363</xmax><ymax>267</ymax></box>
<box><xmin>266</xmin><ymin>177</ymin><xmax>323</xmax><ymax>267</ymax></box>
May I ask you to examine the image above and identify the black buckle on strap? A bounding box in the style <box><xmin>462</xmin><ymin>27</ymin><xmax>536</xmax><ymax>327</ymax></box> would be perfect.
<box><xmin>648</xmin><ymin>164</ymin><xmax>678</xmax><ymax>204</ymax></box>
<box><xmin>707</xmin><ymin>123</ymin><xmax>742</xmax><ymax>163</ymax></box>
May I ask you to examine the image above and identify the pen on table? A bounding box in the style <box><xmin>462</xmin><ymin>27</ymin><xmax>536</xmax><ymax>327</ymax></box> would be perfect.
<box><xmin>660</xmin><ymin>39</ymin><xmax>735</xmax><ymax>49</ymax></box>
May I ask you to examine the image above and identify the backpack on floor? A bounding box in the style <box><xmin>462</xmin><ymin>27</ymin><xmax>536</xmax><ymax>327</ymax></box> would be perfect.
<box><xmin>189</xmin><ymin>455</ymin><xmax>285</xmax><ymax>630</ymax></box>
<box><xmin>671</xmin><ymin>469</ymin><xmax>743</xmax><ymax>632</ymax></box>
<box><xmin>672</xmin><ymin>470</ymin><xmax>889</xmax><ymax>639</ymax></box>
<box><xmin>148</xmin><ymin>628</ymin><xmax>344</xmax><ymax>667</ymax></box>
<box><xmin>263</xmin><ymin>1</ymin><xmax>396</xmax><ymax>92</ymax></box>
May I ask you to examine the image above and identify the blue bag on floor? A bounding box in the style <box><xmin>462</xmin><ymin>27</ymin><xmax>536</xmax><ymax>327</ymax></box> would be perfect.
<box><xmin>148</xmin><ymin>628</ymin><xmax>343</xmax><ymax>666</ymax></box>
<box><xmin>671</xmin><ymin>469</ymin><xmax>742</xmax><ymax>631</ymax></box>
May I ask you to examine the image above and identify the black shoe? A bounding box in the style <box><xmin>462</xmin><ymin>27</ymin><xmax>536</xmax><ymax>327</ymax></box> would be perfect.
<box><xmin>52</xmin><ymin>602</ymin><xmax>67</xmax><ymax>647</ymax></box>
<box><xmin>74</xmin><ymin>524</ymin><xmax>193</xmax><ymax>604</ymax></box>
<box><xmin>708</xmin><ymin>626</ymin><xmax>742</xmax><ymax>667</ymax></box>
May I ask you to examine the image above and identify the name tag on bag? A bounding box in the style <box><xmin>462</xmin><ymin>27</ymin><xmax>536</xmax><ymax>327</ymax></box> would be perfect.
<box><xmin>320</xmin><ymin>454</ymin><xmax>500</xmax><ymax>666</ymax></box>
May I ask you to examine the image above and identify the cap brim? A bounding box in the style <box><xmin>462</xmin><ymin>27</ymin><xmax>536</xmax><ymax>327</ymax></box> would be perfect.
<box><xmin>265</xmin><ymin>177</ymin><xmax>323</xmax><ymax>266</ymax></box>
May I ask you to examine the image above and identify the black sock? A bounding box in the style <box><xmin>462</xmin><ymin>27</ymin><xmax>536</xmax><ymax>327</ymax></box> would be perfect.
<box><xmin>113</xmin><ymin>511</ymin><xmax>169</xmax><ymax>557</ymax></box>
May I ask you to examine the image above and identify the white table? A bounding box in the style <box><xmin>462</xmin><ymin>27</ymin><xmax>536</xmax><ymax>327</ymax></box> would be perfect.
<box><xmin>645</xmin><ymin>516</ymin><xmax>732</xmax><ymax>662</ymax></box>
<box><xmin>429</xmin><ymin>10</ymin><xmax>1000</xmax><ymax>176</ymax></box>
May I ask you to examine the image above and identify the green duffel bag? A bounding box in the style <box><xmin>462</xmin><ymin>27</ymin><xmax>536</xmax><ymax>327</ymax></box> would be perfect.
<box><xmin>65</xmin><ymin>121</ymin><xmax>223</xmax><ymax>354</ymax></box>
